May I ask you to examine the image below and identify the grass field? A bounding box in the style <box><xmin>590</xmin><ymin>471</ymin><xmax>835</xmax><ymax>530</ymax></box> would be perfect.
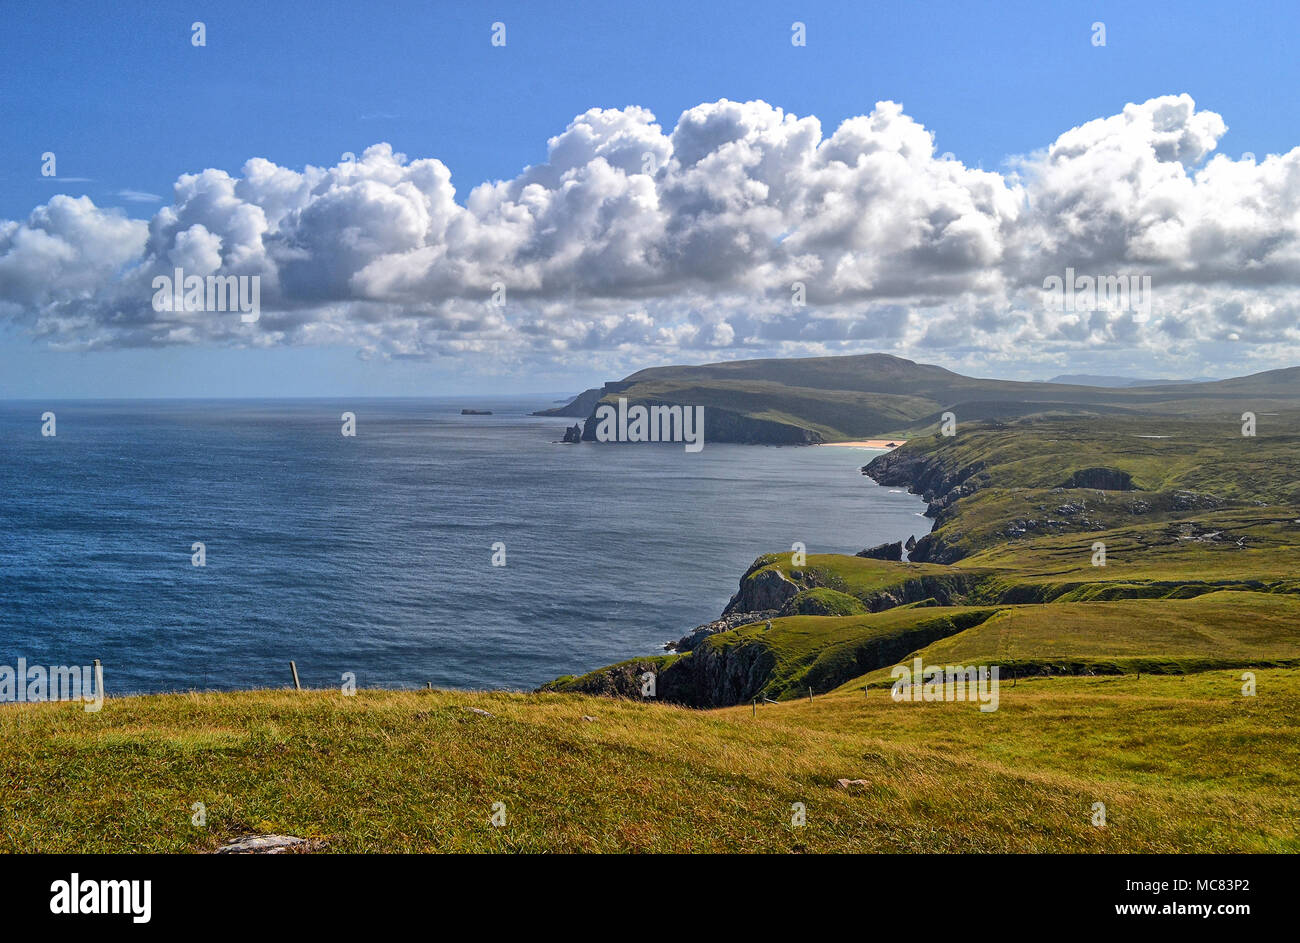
<box><xmin>848</xmin><ymin>592</ymin><xmax>1300</xmax><ymax>683</ymax></box>
<box><xmin>2</xmin><ymin>670</ymin><xmax>1296</xmax><ymax>853</ymax></box>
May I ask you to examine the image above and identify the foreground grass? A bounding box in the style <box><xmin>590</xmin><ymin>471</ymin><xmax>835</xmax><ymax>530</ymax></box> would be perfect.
<box><xmin>2</xmin><ymin>670</ymin><xmax>1297</xmax><ymax>853</ymax></box>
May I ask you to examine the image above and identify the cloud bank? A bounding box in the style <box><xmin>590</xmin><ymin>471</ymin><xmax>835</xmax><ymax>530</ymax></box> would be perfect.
<box><xmin>4</xmin><ymin>94</ymin><xmax>1300</xmax><ymax>376</ymax></box>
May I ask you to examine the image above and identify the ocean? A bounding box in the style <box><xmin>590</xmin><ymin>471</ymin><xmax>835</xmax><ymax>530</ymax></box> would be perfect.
<box><xmin>0</xmin><ymin>398</ymin><xmax>928</xmax><ymax>693</ymax></box>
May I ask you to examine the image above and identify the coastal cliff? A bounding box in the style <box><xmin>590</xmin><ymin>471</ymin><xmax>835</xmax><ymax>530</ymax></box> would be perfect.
<box><xmin>542</xmin><ymin>439</ymin><xmax>996</xmax><ymax>706</ymax></box>
<box><xmin>860</xmin><ymin>441</ymin><xmax>989</xmax><ymax>563</ymax></box>
<box><xmin>546</xmin><ymin>410</ymin><xmax>1300</xmax><ymax>708</ymax></box>
<box><xmin>532</xmin><ymin>387</ymin><xmax>605</xmax><ymax>418</ymax></box>
<box><xmin>540</xmin><ymin>550</ymin><xmax>995</xmax><ymax>707</ymax></box>
<box><xmin>580</xmin><ymin>402</ymin><xmax>823</xmax><ymax>445</ymax></box>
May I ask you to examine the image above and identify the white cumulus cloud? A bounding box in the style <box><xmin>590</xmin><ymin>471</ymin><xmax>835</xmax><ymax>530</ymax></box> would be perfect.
<box><xmin>3</xmin><ymin>94</ymin><xmax>1300</xmax><ymax>377</ymax></box>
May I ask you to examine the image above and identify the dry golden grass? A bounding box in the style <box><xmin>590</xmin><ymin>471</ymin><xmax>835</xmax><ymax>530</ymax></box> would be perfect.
<box><xmin>2</xmin><ymin>669</ymin><xmax>1295</xmax><ymax>853</ymax></box>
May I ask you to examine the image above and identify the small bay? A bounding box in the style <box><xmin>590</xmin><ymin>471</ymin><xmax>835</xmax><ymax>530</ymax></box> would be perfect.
<box><xmin>0</xmin><ymin>398</ymin><xmax>928</xmax><ymax>693</ymax></box>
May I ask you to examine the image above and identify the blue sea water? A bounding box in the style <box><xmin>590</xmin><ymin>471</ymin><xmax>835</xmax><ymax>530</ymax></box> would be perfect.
<box><xmin>0</xmin><ymin>399</ymin><xmax>928</xmax><ymax>694</ymax></box>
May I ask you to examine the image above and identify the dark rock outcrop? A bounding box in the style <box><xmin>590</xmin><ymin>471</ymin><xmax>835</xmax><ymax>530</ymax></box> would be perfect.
<box><xmin>856</xmin><ymin>541</ymin><xmax>903</xmax><ymax>561</ymax></box>
<box><xmin>722</xmin><ymin>564</ymin><xmax>801</xmax><ymax>614</ymax></box>
<box><xmin>661</xmin><ymin>637</ymin><xmax>777</xmax><ymax>707</ymax></box>
<box><xmin>543</xmin><ymin>659</ymin><xmax>687</xmax><ymax>700</ymax></box>
<box><xmin>1060</xmin><ymin>467</ymin><xmax>1134</xmax><ymax>491</ymax></box>
<box><xmin>561</xmin><ymin>423</ymin><xmax>582</xmax><ymax>443</ymax></box>
<box><xmin>906</xmin><ymin>532</ymin><xmax>958</xmax><ymax>564</ymax></box>
<box><xmin>542</xmin><ymin>646</ymin><xmax>776</xmax><ymax>708</ymax></box>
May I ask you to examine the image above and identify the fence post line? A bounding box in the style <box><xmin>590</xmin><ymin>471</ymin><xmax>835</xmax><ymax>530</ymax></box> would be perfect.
<box><xmin>289</xmin><ymin>660</ymin><xmax>301</xmax><ymax>691</ymax></box>
<box><xmin>93</xmin><ymin>659</ymin><xmax>103</xmax><ymax>699</ymax></box>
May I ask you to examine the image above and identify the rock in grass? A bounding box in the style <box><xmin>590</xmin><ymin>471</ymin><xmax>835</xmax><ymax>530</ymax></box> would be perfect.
<box><xmin>835</xmin><ymin>778</ymin><xmax>870</xmax><ymax>789</ymax></box>
<box><xmin>214</xmin><ymin>834</ymin><xmax>312</xmax><ymax>854</ymax></box>
<box><xmin>465</xmin><ymin>707</ymin><xmax>493</xmax><ymax>716</ymax></box>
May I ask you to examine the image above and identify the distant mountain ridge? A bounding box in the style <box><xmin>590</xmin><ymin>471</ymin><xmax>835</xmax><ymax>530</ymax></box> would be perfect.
<box><xmin>541</xmin><ymin>353</ymin><xmax>1300</xmax><ymax>444</ymax></box>
<box><xmin>1048</xmin><ymin>374</ymin><xmax>1219</xmax><ymax>388</ymax></box>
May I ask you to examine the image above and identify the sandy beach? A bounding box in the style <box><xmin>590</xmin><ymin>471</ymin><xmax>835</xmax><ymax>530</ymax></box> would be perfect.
<box><xmin>820</xmin><ymin>439</ymin><xmax>906</xmax><ymax>449</ymax></box>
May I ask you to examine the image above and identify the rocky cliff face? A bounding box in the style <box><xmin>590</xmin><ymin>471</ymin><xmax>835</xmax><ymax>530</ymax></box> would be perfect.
<box><xmin>667</xmin><ymin>609</ymin><xmax>779</xmax><ymax>652</ymax></box>
<box><xmin>1060</xmin><ymin>467</ymin><xmax>1134</xmax><ymax>490</ymax></box>
<box><xmin>536</xmin><ymin>641</ymin><xmax>775</xmax><ymax>707</ymax></box>
<box><xmin>532</xmin><ymin>388</ymin><xmax>604</xmax><ymax>418</ymax></box>
<box><xmin>861</xmin><ymin>446</ymin><xmax>988</xmax><ymax>563</ymax></box>
<box><xmin>722</xmin><ymin>563</ymin><xmax>802</xmax><ymax>614</ymax></box>
<box><xmin>661</xmin><ymin>639</ymin><xmax>777</xmax><ymax>707</ymax></box>
<box><xmin>863</xmin><ymin>445</ymin><xmax>987</xmax><ymax>509</ymax></box>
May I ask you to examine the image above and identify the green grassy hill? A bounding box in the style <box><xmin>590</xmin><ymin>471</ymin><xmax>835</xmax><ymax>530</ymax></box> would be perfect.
<box><xmin>558</xmin><ymin>353</ymin><xmax>1300</xmax><ymax>442</ymax></box>
<box><xmin>848</xmin><ymin>593</ymin><xmax>1300</xmax><ymax>684</ymax></box>
<box><xmin>4</xmin><ymin>672</ymin><xmax>1297</xmax><ymax>852</ymax></box>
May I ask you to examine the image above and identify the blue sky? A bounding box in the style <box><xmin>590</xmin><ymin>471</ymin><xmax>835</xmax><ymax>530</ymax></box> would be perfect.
<box><xmin>3</xmin><ymin>0</ymin><xmax>1299</xmax><ymax>397</ymax></box>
